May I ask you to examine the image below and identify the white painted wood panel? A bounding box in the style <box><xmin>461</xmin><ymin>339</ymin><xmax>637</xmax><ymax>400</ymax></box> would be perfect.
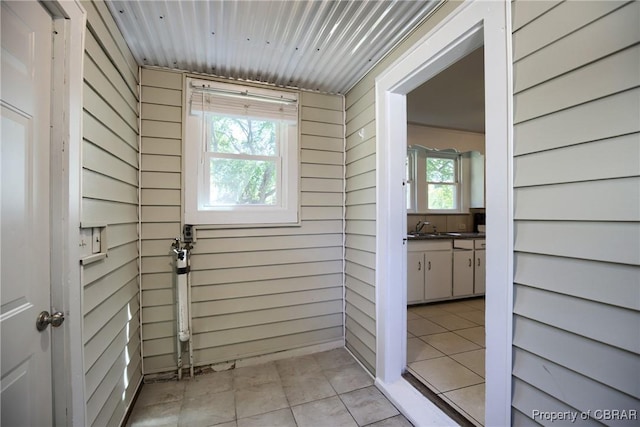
<box><xmin>301</xmin><ymin>106</ymin><xmax>343</xmax><ymax>125</ymax></box>
<box><xmin>300</xmin><ymin>135</ymin><xmax>344</xmax><ymax>152</ymax></box>
<box><xmin>141</xmin><ymin>86</ymin><xmax>182</xmax><ymax>106</ymax></box>
<box><xmin>141</xmin><ymin>119</ymin><xmax>181</xmax><ymax>139</ymax></box>
<box><xmin>84</xmin><ymin>261</ymin><xmax>138</xmax><ymax>314</ymax></box>
<box><xmin>514</xmin><ymin>134</ymin><xmax>640</xmax><ymax>187</ymax></box>
<box><xmin>141</xmin><ymin>154</ymin><xmax>181</xmax><ymax>172</ymax></box>
<box><xmin>514</xmin><ymin>221</ymin><xmax>640</xmax><ymax>265</ymax></box>
<box><xmin>141</xmin><ymin>67</ymin><xmax>183</xmax><ymax>90</ymax></box>
<box><xmin>345</xmin><ymin>276</ymin><xmax>375</xmax><ymax>302</ymax></box>
<box><xmin>300</xmin><ymin>149</ymin><xmax>343</xmax><ymax>165</ymax></box>
<box><xmin>141</xmin><ymin>137</ymin><xmax>182</xmax><ymax>156</ymax></box>
<box><xmin>514</xmin><ymin>252</ymin><xmax>640</xmax><ymax>310</ymax></box>
<box><xmin>82</xmin><ymin>169</ymin><xmax>138</xmax><ymax>204</ymax></box>
<box><xmin>511</xmin><ymin>0</ymin><xmax>559</xmax><ymax>32</ymax></box>
<box><xmin>511</xmin><ymin>378</ymin><xmax>601</xmax><ymax>427</ymax></box>
<box><xmin>514</xmin><ymin>45</ymin><xmax>640</xmax><ymax>123</ymax></box>
<box><xmin>193</xmin><ymin>301</ymin><xmax>342</xmax><ymax>333</ymax></box>
<box><xmin>141</xmin><ymin>103</ymin><xmax>181</xmax><ymax>123</ymax></box>
<box><xmin>84</xmin><ymin>84</ymin><xmax>137</xmax><ymax>146</ymax></box>
<box><xmin>345</xmin><ymin>248</ymin><xmax>376</xmax><ymax>270</ymax></box>
<box><xmin>141</xmin><ymin>171</ymin><xmax>181</xmax><ymax>189</ymax></box>
<box><xmin>514</xmin><ymin>177</ymin><xmax>640</xmax><ymax>221</ymax></box>
<box><xmin>83</xmin><ymin>115</ymin><xmax>138</xmax><ymax>166</ymax></box>
<box><xmin>194</xmin><ymin>234</ymin><xmax>342</xmax><ymax>253</ymax></box>
<box><xmin>346</xmin><ymin>121</ymin><xmax>376</xmax><ymax>150</ymax></box>
<box><xmin>196</xmin><ymin>220</ymin><xmax>343</xmax><ymax>238</ymax></box>
<box><xmin>512</xmin><ymin>348</ymin><xmax>639</xmax><ymax>416</ymax></box>
<box><xmin>300</xmin><ymin>91</ymin><xmax>343</xmax><ymax>110</ymax></box>
<box><xmin>512</xmin><ymin>0</ymin><xmax>626</xmax><ymax>61</ymax></box>
<box><xmin>346</xmin><ymin>171</ymin><xmax>376</xmax><ymax>192</ymax></box>
<box><xmin>82</xmin><ymin>198</ymin><xmax>138</xmax><ymax>225</ymax></box>
<box><xmin>514</xmin><ymin>286</ymin><xmax>639</xmax><ymax>353</ymax></box>
<box><xmin>190</xmin><ymin>261</ymin><xmax>342</xmax><ymax>286</ymax></box>
<box><xmin>141</xmin><ymin>206</ymin><xmax>181</xmax><ymax>223</ymax></box>
<box><xmin>513</xmin><ymin>316</ymin><xmax>640</xmax><ymax>396</ymax></box>
<box><xmin>514</xmin><ymin>1</ymin><xmax>640</xmax><ymax>93</ymax></box>
<box><xmin>514</xmin><ymin>88</ymin><xmax>640</xmax><ymax>155</ymax></box>
<box><xmin>83</xmin><ymin>142</ymin><xmax>138</xmax><ymax>186</ymax></box>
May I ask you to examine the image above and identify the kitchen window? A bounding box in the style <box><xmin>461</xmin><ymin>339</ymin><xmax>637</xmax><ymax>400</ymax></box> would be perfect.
<box><xmin>407</xmin><ymin>147</ymin><xmax>466</xmax><ymax>213</ymax></box>
<box><xmin>184</xmin><ymin>78</ymin><xmax>299</xmax><ymax>225</ymax></box>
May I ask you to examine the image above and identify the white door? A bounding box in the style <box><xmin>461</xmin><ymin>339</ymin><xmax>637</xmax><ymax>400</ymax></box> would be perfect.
<box><xmin>1</xmin><ymin>1</ymin><xmax>55</xmax><ymax>426</ymax></box>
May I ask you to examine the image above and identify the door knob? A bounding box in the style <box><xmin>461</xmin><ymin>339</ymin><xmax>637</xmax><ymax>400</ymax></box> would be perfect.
<box><xmin>36</xmin><ymin>311</ymin><xmax>65</xmax><ymax>331</ymax></box>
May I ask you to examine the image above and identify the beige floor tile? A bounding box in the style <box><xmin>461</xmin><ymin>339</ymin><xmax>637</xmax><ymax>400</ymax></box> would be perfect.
<box><xmin>237</xmin><ymin>408</ymin><xmax>297</xmax><ymax>427</ymax></box>
<box><xmin>454</xmin><ymin>327</ymin><xmax>485</xmax><ymax>347</ymax></box>
<box><xmin>233</xmin><ymin>362</ymin><xmax>280</xmax><ymax>389</ymax></box>
<box><xmin>407</xmin><ymin>318</ymin><xmax>447</xmax><ymax>336</ymax></box>
<box><xmin>324</xmin><ymin>362</ymin><xmax>374</xmax><ymax>394</ymax></box>
<box><xmin>406</xmin><ymin>337</ymin><xmax>444</xmax><ymax>363</ymax></box>
<box><xmin>276</xmin><ymin>354</ymin><xmax>322</xmax><ymax>378</ymax></box>
<box><xmin>235</xmin><ymin>381</ymin><xmax>289</xmax><ymax>419</ymax></box>
<box><xmin>420</xmin><ymin>332</ymin><xmax>480</xmax><ymax>355</ymax></box>
<box><xmin>184</xmin><ymin>370</ymin><xmax>233</xmax><ymax>399</ymax></box>
<box><xmin>427</xmin><ymin>314</ymin><xmax>477</xmax><ymax>331</ymax></box>
<box><xmin>134</xmin><ymin>381</ymin><xmax>186</xmax><ymax>408</ymax></box>
<box><xmin>408</xmin><ymin>357</ymin><xmax>483</xmax><ymax>393</ymax></box>
<box><xmin>314</xmin><ymin>348</ymin><xmax>358</xmax><ymax>370</ymax></box>
<box><xmin>408</xmin><ymin>305</ymin><xmax>449</xmax><ymax>318</ymax></box>
<box><xmin>435</xmin><ymin>301</ymin><xmax>478</xmax><ymax>314</ymax></box>
<box><xmin>456</xmin><ymin>310</ymin><xmax>485</xmax><ymax>326</ymax></box>
<box><xmin>406</xmin><ymin>311</ymin><xmax>421</xmax><ymax>320</ymax></box>
<box><xmin>450</xmin><ymin>349</ymin><xmax>485</xmax><ymax>378</ymax></box>
<box><xmin>212</xmin><ymin>422</ymin><xmax>237</xmax><ymax>427</ymax></box>
<box><xmin>281</xmin><ymin>370</ymin><xmax>336</xmax><ymax>406</ymax></box>
<box><xmin>292</xmin><ymin>396</ymin><xmax>358</xmax><ymax>427</ymax></box>
<box><xmin>340</xmin><ymin>386</ymin><xmax>400</xmax><ymax>426</ymax></box>
<box><xmin>127</xmin><ymin>400</ymin><xmax>181</xmax><ymax>427</ymax></box>
<box><xmin>442</xmin><ymin>384</ymin><xmax>485</xmax><ymax>425</ymax></box>
<box><xmin>365</xmin><ymin>414</ymin><xmax>414</xmax><ymax>427</ymax></box>
<box><xmin>461</xmin><ymin>298</ymin><xmax>485</xmax><ymax>310</ymax></box>
<box><xmin>178</xmin><ymin>391</ymin><xmax>235</xmax><ymax>427</ymax></box>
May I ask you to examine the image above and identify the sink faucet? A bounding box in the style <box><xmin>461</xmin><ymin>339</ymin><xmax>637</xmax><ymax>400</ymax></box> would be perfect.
<box><xmin>415</xmin><ymin>220</ymin><xmax>430</xmax><ymax>233</ymax></box>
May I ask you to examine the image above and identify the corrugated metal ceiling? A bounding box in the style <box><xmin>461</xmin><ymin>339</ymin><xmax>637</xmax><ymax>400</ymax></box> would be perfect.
<box><xmin>105</xmin><ymin>0</ymin><xmax>441</xmax><ymax>94</ymax></box>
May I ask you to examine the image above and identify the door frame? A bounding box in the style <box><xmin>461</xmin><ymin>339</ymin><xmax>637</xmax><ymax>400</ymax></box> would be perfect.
<box><xmin>44</xmin><ymin>1</ymin><xmax>86</xmax><ymax>425</ymax></box>
<box><xmin>374</xmin><ymin>1</ymin><xmax>514</xmax><ymax>426</ymax></box>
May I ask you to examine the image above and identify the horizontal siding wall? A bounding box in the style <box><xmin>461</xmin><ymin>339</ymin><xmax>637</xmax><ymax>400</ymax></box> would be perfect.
<box><xmin>140</xmin><ymin>68</ymin><xmax>345</xmax><ymax>373</ymax></box>
<box><xmin>80</xmin><ymin>1</ymin><xmax>141</xmax><ymax>427</ymax></box>
<box><xmin>343</xmin><ymin>0</ymin><xmax>463</xmax><ymax>374</ymax></box>
<box><xmin>511</xmin><ymin>0</ymin><xmax>640</xmax><ymax>421</ymax></box>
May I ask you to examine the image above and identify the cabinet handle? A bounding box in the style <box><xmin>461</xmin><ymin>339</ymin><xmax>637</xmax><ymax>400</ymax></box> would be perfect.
<box><xmin>477</xmin><ymin>258</ymin><xmax>481</xmax><ymax>267</ymax></box>
<box><xmin>428</xmin><ymin>261</ymin><xmax>431</xmax><ymax>271</ymax></box>
<box><xmin>468</xmin><ymin>258</ymin><xmax>472</xmax><ymax>267</ymax></box>
<box><xmin>418</xmin><ymin>261</ymin><xmax>421</xmax><ymax>271</ymax></box>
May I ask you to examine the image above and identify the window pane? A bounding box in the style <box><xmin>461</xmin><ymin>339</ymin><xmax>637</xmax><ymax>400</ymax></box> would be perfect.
<box><xmin>208</xmin><ymin>114</ymin><xmax>277</xmax><ymax>156</ymax></box>
<box><xmin>427</xmin><ymin>184</ymin><xmax>456</xmax><ymax>209</ymax></box>
<box><xmin>426</xmin><ymin>158</ymin><xmax>455</xmax><ymax>183</ymax></box>
<box><xmin>208</xmin><ymin>158</ymin><xmax>277</xmax><ymax>206</ymax></box>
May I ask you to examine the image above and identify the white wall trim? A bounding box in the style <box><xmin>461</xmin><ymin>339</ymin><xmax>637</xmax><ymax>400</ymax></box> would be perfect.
<box><xmin>375</xmin><ymin>1</ymin><xmax>513</xmax><ymax>426</ymax></box>
<box><xmin>48</xmin><ymin>1</ymin><xmax>87</xmax><ymax>426</ymax></box>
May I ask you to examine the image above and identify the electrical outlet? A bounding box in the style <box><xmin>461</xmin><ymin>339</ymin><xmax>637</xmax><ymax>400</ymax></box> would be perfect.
<box><xmin>458</xmin><ymin>223</ymin><xmax>467</xmax><ymax>231</ymax></box>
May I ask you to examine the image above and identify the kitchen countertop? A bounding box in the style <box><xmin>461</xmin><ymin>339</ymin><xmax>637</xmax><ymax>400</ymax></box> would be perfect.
<box><xmin>407</xmin><ymin>232</ymin><xmax>485</xmax><ymax>240</ymax></box>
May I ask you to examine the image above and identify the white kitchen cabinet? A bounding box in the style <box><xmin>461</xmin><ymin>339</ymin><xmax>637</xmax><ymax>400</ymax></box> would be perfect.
<box><xmin>425</xmin><ymin>250</ymin><xmax>453</xmax><ymax>300</ymax></box>
<box><xmin>474</xmin><ymin>247</ymin><xmax>486</xmax><ymax>294</ymax></box>
<box><xmin>407</xmin><ymin>251</ymin><xmax>425</xmax><ymax>303</ymax></box>
<box><xmin>453</xmin><ymin>250</ymin><xmax>474</xmax><ymax>296</ymax></box>
<box><xmin>407</xmin><ymin>240</ymin><xmax>452</xmax><ymax>304</ymax></box>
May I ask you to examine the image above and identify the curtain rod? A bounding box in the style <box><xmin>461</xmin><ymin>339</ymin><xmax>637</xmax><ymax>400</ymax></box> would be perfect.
<box><xmin>190</xmin><ymin>84</ymin><xmax>298</xmax><ymax>106</ymax></box>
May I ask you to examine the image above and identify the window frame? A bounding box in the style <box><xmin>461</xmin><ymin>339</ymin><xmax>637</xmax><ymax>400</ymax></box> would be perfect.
<box><xmin>409</xmin><ymin>148</ymin><xmax>466</xmax><ymax>214</ymax></box>
<box><xmin>424</xmin><ymin>151</ymin><xmax>461</xmax><ymax>213</ymax></box>
<box><xmin>184</xmin><ymin>78</ymin><xmax>300</xmax><ymax>226</ymax></box>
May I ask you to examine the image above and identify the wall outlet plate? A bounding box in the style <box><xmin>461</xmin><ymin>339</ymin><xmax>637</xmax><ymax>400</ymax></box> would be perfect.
<box><xmin>458</xmin><ymin>223</ymin><xmax>467</xmax><ymax>231</ymax></box>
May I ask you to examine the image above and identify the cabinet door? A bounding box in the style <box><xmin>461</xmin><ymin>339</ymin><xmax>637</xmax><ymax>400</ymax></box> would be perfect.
<box><xmin>407</xmin><ymin>252</ymin><xmax>424</xmax><ymax>303</ymax></box>
<box><xmin>474</xmin><ymin>249</ymin><xmax>486</xmax><ymax>294</ymax></box>
<box><xmin>425</xmin><ymin>251</ymin><xmax>452</xmax><ymax>300</ymax></box>
<box><xmin>453</xmin><ymin>250</ymin><xmax>474</xmax><ymax>296</ymax></box>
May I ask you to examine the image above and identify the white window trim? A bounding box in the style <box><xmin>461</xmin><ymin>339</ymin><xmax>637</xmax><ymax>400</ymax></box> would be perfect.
<box><xmin>424</xmin><ymin>150</ymin><xmax>462</xmax><ymax>213</ymax></box>
<box><xmin>183</xmin><ymin>78</ymin><xmax>300</xmax><ymax>226</ymax></box>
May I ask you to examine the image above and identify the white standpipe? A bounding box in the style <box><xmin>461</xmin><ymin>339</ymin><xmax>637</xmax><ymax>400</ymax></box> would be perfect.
<box><xmin>172</xmin><ymin>237</ymin><xmax>194</xmax><ymax>380</ymax></box>
<box><xmin>175</xmin><ymin>247</ymin><xmax>190</xmax><ymax>343</ymax></box>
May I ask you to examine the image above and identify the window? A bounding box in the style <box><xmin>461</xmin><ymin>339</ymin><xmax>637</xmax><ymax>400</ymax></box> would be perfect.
<box><xmin>184</xmin><ymin>78</ymin><xmax>299</xmax><ymax>225</ymax></box>
<box><xmin>425</xmin><ymin>153</ymin><xmax>459</xmax><ymax>211</ymax></box>
<box><xmin>407</xmin><ymin>148</ymin><xmax>465</xmax><ymax>213</ymax></box>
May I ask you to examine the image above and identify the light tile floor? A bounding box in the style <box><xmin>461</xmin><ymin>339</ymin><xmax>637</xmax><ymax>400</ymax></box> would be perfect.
<box><xmin>407</xmin><ymin>297</ymin><xmax>485</xmax><ymax>426</ymax></box>
<box><xmin>127</xmin><ymin>348</ymin><xmax>413</xmax><ymax>427</ymax></box>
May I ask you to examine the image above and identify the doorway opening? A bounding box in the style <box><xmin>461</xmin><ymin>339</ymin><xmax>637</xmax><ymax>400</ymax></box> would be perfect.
<box><xmin>404</xmin><ymin>46</ymin><xmax>486</xmax><ymax>425</ymax></box>
<box><xmin>374</xmin><ymin>2</ymin><xmax>513</xmax><ymax>426</ymax></box>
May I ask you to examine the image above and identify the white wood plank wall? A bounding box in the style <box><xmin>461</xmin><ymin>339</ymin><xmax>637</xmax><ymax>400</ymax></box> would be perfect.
<box><xmin>343</xmin><ymin>1</ymin><xmax>463</xmax><ymax>374</ymax></box>
<box><xmin>80</xmin><ymin>1</ymin><xmax>141</xmax><ymax>427</ymax></box>
<box><xmin>511</xmin><ymin>0</ymin><xmax>640</xmax><ymax>421</ymax></box>
<box><xmin>139</xmin><ymin>69</ymin><xmax>345</xmax><ymax>373</ymax></box>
